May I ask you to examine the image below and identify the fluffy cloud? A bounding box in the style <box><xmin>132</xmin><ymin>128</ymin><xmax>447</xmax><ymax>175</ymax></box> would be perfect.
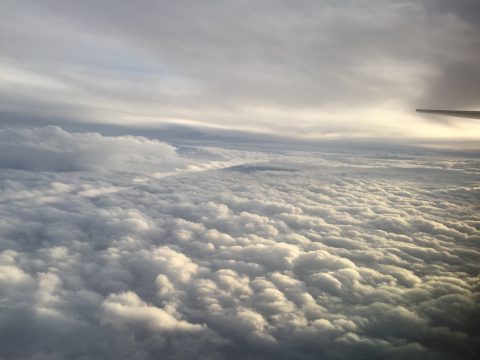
<box><xmin>0</xmin><ymin>125</ymin><xmax>178</xmax><ymax>172</ymax></box>
<box><xmin>100</xmin><ymin>291</ymin><xmax>203</xmax><ymax>332</ymax></box>
<box><xmin>0</xmin><ymin>126</ymin><xmax>257</xmax><ymax>174</ymax></box>
<box><xmin>0</xmin><ymin>127</ymin><xmax>479</xmax><ymax>359</ymax></box>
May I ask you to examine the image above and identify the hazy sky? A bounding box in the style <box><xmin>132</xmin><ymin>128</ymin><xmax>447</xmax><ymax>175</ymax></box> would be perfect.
<box><xmin>1</xmin><ymin>0</ymin><xmax>480</xmax><ymax>140</ymax></box>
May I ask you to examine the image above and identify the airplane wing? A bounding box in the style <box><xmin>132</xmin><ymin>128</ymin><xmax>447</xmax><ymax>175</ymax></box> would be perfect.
<box><xmin>416</xmin><ymin>109</ymin><xmax>480</xmax><ymax>119</ymax></box>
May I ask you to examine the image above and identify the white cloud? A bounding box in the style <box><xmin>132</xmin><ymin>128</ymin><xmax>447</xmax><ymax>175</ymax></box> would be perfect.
<box><xmin>0</xmin><ymin>126</ymin><xmax>258</xmax><ymax>175</ymax></box>
<box><xmin>0</xmin><ymin>126</ymin><xmax>178</xmax><ymax>172</ymax></box>
<box><xmin>0</xmin><ymin>127</ymin><xmax>479</xmax><ymax>359</ymax></box>
<box><xmin>101</xmin><ymin>291</ymin><xmax>203</xmax><ymax>332</ymax></box>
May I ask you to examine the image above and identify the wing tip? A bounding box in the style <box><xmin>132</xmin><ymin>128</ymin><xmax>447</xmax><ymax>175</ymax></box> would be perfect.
<box><xmin>416</xmin><ymin>109</ymin><xmax>480</xmax><ymax>119</ymax></box>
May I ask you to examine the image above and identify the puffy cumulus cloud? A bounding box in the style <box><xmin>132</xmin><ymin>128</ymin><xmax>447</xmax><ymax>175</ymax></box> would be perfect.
<box><xmin>100</xmin><ymin>291</ymin><xmax>203</xmax><ymax>332</ymax></box>
<box><xmin>0</xmin><ymin>125</ymin><xmax>178</xmax><ymax>172</ymax></box>
<box><xmin>0</xmin><ymin>126</ymin><xmax>257</xmax><ymax>174</ymax></box>
<box><xmin>0</xmin><ymin>128</ymin><xmax>479</xmax><ymax>359</ymax></box>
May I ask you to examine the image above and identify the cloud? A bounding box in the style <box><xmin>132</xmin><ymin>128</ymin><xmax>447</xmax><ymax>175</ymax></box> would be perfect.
<box><xmin>0</xmin><ymin>127</ymin><xmax>479</xmax><ymax>359</ymax></box>
<box><xmin>1</xmin><ymin>1</ymin><xmax>479</xmax><ymax>139</ymax></box>
<box><xmin>0</xmin><ymin>125</ymin><xmax>178</xmax><ymax>172</ymax></box>
<box><xmin>0</xmin><ymin>126</ymin><xmax>257</xmax><ymax>174</ymax></box>
<box><xmin>101</xmin><ymin>291</ymin><xmax>203</xmax><ymax>332</ymax></box>
<box><xmin>418</xmin><ymin>0</ymin><xmax>480</xmax><ymax>111</ymax></box>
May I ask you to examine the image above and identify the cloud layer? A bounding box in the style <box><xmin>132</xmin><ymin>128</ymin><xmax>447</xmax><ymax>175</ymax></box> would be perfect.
<box><xmin>1</xmin><ymin>1</ymin><xmax>480</xmax><ymax>139</ymax></box>
<box><xmin>0</xmin><ymin>127</ymin><xmax>479</xmax><ymax>359</ymax></box>
<box><xmin>0</xmin><ymin>126</ymin><xmax>260</xmax><ymax>174</ymax></box>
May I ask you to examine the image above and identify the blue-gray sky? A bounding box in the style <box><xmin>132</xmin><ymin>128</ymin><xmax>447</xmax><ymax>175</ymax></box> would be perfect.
<box><xmin>1</xmin><ymin>0</ymin><xmax>480</xmax><ymax>140</ymax></box>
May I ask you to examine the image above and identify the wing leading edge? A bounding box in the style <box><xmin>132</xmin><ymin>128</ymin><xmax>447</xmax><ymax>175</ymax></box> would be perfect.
<box><xmin>416</xmin><ymin>109</ymin><xmax>480</xmax><ymax>119</ymax></box>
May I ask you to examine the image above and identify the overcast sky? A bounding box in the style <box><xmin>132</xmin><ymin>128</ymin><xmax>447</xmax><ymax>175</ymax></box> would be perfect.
<box><xmin>1</xmin><ymin>0</ymin><xmax>480</xmax><ymax>141</ymax></box>
<box><xmin>1</xmin><ymin>3</ymin><xmax>480</xmax><ymax>358</ymax></box>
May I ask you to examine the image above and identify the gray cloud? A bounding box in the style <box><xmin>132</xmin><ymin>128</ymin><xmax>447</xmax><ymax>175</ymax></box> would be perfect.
<box><xmin>1</xmin><ymin>1</ymin><xmax>479</xmax><ymax>138</ymax></box>
<box><xmin>0</xmin><ymin>126</ymin><xmax>179</xmax><ymax>172</ymax></box>
<box><xmin>0</xmin><ymin>126</ymin><xmax>258</xmax><ymax>174</ymax></box>
<box><xmin>418</xmin><ymin>0</ymin><xmax>480</xmax><ymax>110</ymax></box>
<box><xmin>1</xmin><ymin>127</ymin><xmax>479</xmax><ymax>359</ymax></box>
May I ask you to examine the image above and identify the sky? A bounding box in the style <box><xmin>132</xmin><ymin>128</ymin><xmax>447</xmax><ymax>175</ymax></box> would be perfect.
<box><xmin>1</xmin><ymin>2</ymin><xmax>480</xmax><ymax>360</ymax></box>
<box><xmin>1</xmin><ymin>0</ymin><xmax>480</xmax><ymax>142</ymax></box>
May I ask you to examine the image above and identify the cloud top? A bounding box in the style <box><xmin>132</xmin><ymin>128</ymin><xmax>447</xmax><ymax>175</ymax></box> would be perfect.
<box><xmin>0</xmin><ymin>127</ymin><xmax>479</xmax><ymax>359</ymax></box>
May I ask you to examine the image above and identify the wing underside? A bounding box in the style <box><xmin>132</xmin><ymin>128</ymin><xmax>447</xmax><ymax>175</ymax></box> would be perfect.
<box><xmin>416</xmin><ymin>109</ymin><xmax>480</xmax><ymax>119</ymax></box>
